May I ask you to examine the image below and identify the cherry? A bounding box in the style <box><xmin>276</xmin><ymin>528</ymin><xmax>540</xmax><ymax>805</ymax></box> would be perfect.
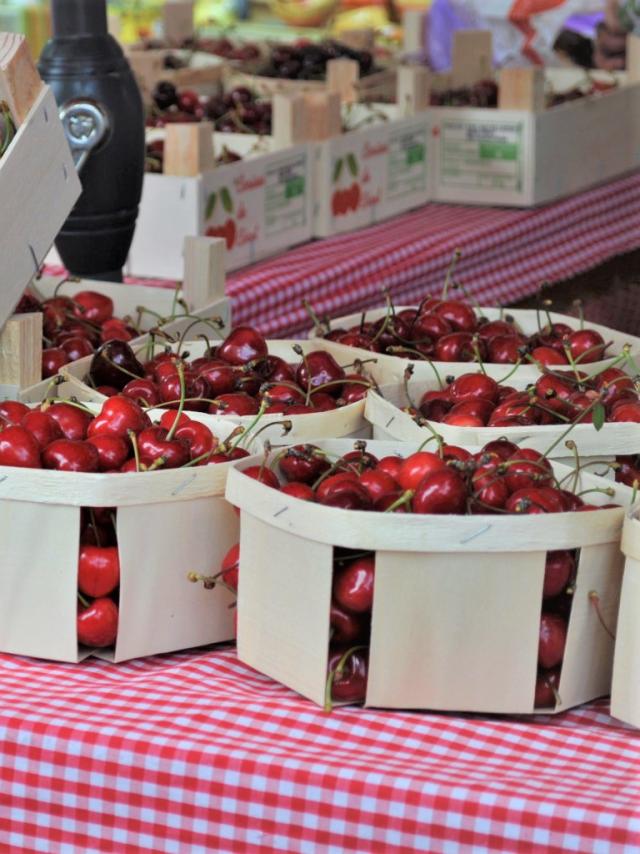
<box><xmin>341</xmin><ymin>449</ymin><xmax>378</xmax><ymax>473</ymax></box>
<box><xmin>419</xmin><ymin>389</ymin><xmax>452</xmax><ymax>421</ymax></box>
<box><xmin>0</xmin><ymin>401</ymin><xmax>30</xmax><ymax>425</ymax></box>
<box><xmin>278</xmin><ymin>444</ymin><xmax>329</xmax><ymax>483</ymax></box>
<box><xmin>531</xmin><ymin>346</ymin><xmax>568</xmax><ymax>366</ymax></box>
<box><xmin>567</xmin><ymin>329</ymin><xmax>606</xmax><ymax>363</ymax></box>
<box><xmin>158</xmin><ymin>372</ymin><xmax>210</xmax><ymax>411</ymax></box>
<box><xmin>60</xmin><ymin>336</ymin><xmax>95</xmax><ymax>362</ymax></box>
<box><xmin>333</xmin><ymin>555</ymin><xmax>375</xmax><ymax>613</ymax></box>
<box><xmin>310</xmin><ymin>392</ymin><xmax>338</xmax><ymax>411</ymax></box>
<box><xmin>0</xmin><ymin>425</ymin><xmax>41</xmax><ymax>468</ymax></box>
<box><xmin>122</xmin><ymin>378</ymin><xmax>161</xmax><ymax>407</ymax></box>
<box><xmin>262</xmin><ymin>383</ymin><xmax>305</xmax><ymax>407</ymax></box>
<box><xmin>448</xmin><ymin>373</ymin><xmax>499</xmax><ymax>404</ymax></box>
<box><xmin>330</xmin><ymin>602</ymin><xmax>368</xmax><ymax>644</ymax></box>
<box><xmin>42</xmin><ymin>438</ymin><xmax>99</xmax><ymax>472</ymax></box>
<box><xmin>359</xmin><ymin>469</ymin><xmax>400</xmax><ymax>504</ymax></box>
<box><xmin>87</xmin><ymin>396</ymin><xmax>148</xmax><ymax>439</ymax></box>
<box><xmin>488</xmin><ymin>335</ymin><xmax>525</xmax><ymax>363</ymax></box>
<box><xmin>78</xmin><ymin>545</ymin><xmax>120</xmax><ymax>597</ymax></box>
<box><xmin>595</xmin><ymin>368</ymin><xmax>635</xmax><ymax>408</ymax></box>
<box><xmin>100</xmin><ymin>318</ymin><xmax>136</xmax><ymax>343</ymax></box>
<box><xmin>42</xmin><ymin>347</ymin><xmax>70</xmax><ymax>378</ymax></box>
<box><xmin>506</xmin><ymin>488</ymin><xmax>564</xmax><ymax>514</ymax></box>
<box><xmin>73</xmin><ymin>290</ymin><xmax>114</xmax><ymax>324</ymax></box>
<box><xmin>504</xmin><ymin>449</ymin><xmax>553</xmax><ymax>493</ymax></box>
<box><xmin>327</xmin><ymin>646</ymin><xmax>368</xmax><ymax>703</ymax></box>
<box><xmin>217</xmin><ymin>326</ymin><xmax>268</xmax><ymax>366</ymax></box>
<box><xmin>538</xmin><ymin>613</ymin><xmax>567</xmax><ymax>669</ymax></box>
<box><xmin>481</xmin><ymin>439</ymin><xmax>518</xmax><ymax>461</ymax></box>
<box><xmin>434</xmin><ymin>299</ymin><xmax>477</xmax><ymax>333</ymax></box>
<box><xmin>137</xmin><ymin>427</ymin><xmax>190</xmax><ymax>469</ymax></box>
<box><xmin>296</xmin><ymin>351</ymin><xmax>346</xmax><ymax>396</ymax></box>
<box><xmin>77</xmin><ymin>597</ymin><xmax>119</xmax><ymax>648</ymax></box>
<box><xmin>610</xmin><ymin>402</ymin><xmax>640</xmax><ymax>423</ymax></box>
<box><xmin>340</xmin><ymin>374</ymin><xmax>373</xmax><ymax>405</ymax></box>
<box><xmin>543</xmin><ymin>551</ymin><xmax>575</xmax><ymax>599</ymax></box>
<box><xmin>43</xmin><ymin>401</ymin><xmax>93</xmax><ymax>441</ymax></box>
<box><xmin>316</xmin><ymin>473</ymin><xmax>372</xmax><ymax>510</ymax></box>
<box><xmin>87</xmin><ymin>435</ymin><xmax>130</xmax><ymax>471</ymax></box>
<box><xmin>443</xmin><ymin>398</ymin><xmax>495</xmax><ymax>426</ymax></box>
<box><xmin>281</xmin><ymin>482</ymin><xmax>316</xmax><ymax>501</ymax></box>
<box><xmin>196</xmin><ymin>362</ymin><xmax>239</xmax><ymax>396</ymax></box>
<box><xmin>208</xmin><ymin>393</ymin><xmax>259</xmax><ymax>416</ymax></box>
<box><xmin>376</xmin><ymin>455</ymin><xmax>403</xmax><ymax>481</ymax></box>
<box><xmin>477</xmin><ymin>319</ymin><xmax>520</xmax><ymax>341</ymax></box>
<box><xmin>174</xmin><ymin>420</ymin><xmax>216</xmax><ymax>462</ymax></box>
<box><xmin>20</xmin><ymin>410</ymin><xmax>63</xmax><ymax>449</ymax></box>
<box><xmin>220</xmin><ymin>542</ymin><xmax>239</xmax><ymax>592</ymax></box>
<box><xmin>435</xmin><ymin>332</ymin><xmax>485</xmax><ymax>362</ymax></box>
<box><xmin>90</xmin><ymin>340</ymin><xmax>145</xmax><ymax>391</ymax></box>
<box><xmin>397</xmin><ymin>451</ymin><xmax>447</xmax><ymax>492</ymax></box>
<box><xmin>242</xmin><ymin>465</ymin><xmax>281</xmax><ymax>489</ymax></box>
<box><xmin>412</xmin><ymin>469</ymin><xmax>467</xmax><ymax>514</ymax></box>
<box><xmin>258</xmin><ymin>355</ymin><xmax>296</xmax><ymax>384</ymax></box>
<box><xmin>411</xmin><ymin>312</ymin><xmax>452</xmax><ymax>341</ymax></box>
<box><xmin>535</xmin><ymin>667</ymin><xmax>561</xmax><ymax>709</ymax></box>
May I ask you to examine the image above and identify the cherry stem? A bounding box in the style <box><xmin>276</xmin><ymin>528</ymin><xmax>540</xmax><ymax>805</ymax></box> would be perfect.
<box><xmin>542</xmin><ymin>394</ymin><xmax>604</xmax><ymax>459</ymax></box>
<box><xmin>229</xmin><ymin>400</ymin><xmax>269</xmax><ymax>451</ymax></box>
<box><xmin>576</xmin><ymin>486</ymin><xmax>616</xmax><ymax>499</ymax></box>
<box><xmin>369</xmin><ymin>291</ymin><xmax>393</xmax><ymax>347</ymax></box>
<box><xmin>128</xmin><ymin>430</ymin><xmax>143</xmax><ymax>473</ymax></box>
<box><xmin>88</xmin><ymin>509</ymin><xmax>102</xmax><ymax>547</ymax></box>
<box><xmin>166</xmin><ymin>362</ymin><xmax>186</xmax><ymax>441</ymax></box>
<box><xmin>323</xmin><ymin>644</ymin><xmax>368</xmax><ymax>713</ymax></box>
<box><xmin>383</xmin><ymin>490</ymin><xmax>413</xmax><ymax>513</ymax></box>
<box><xmin>177</xmin><ymin>315</ymin><xmax>226</xmax><ymax>353</ymax></box>
<box><xmin>302</xmin><ymin>299</ymin><xmax>330</xmax><ymax>335</ymax></box>
<box><xmin>42</xmin><ymin>397</ymin><xmax>93</xmax><ymax>415</ymax></box>
<box><xmin>588</xmin><ymin>591</ymin><xmax>616</xmax><ymax>641</ymax></box>
<box><xmin>496</xmin><ymin>358</ymin><xmax>524</xmax><ymax>386</ymax></box>
<box><xmin>77</xmin><ymin>591</ymin><xmax>90</xmax><ymax>608</ymax></box>
<box><xmin>573</xmin><ymin>299</ymin><xmax>584</xmax><ymax>331</ymax></box>
<box><xmin>387</xmin><ymin>345</ymin><xmax>429</xmax><ymax>362</ymax></box>
<box><xmin>471</xmin><ymin>335</ymin><xmax>486</xmax><ymax>374</ymax></box>
<box><xmin>441</xmin><ymin>249</ymin><xmax>462</xmax><ymax>301</ymax></box>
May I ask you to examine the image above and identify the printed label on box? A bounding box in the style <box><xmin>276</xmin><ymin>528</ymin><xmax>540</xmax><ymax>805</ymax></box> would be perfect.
<box><xmin>439</xmin><ymin>119</ymin><xmax>524</xmax><ymax>192</ymax></box>
<box><xmin>264</xmin><ymin>152</ymin><xmax>308</xmax><ymax>237</ymax></box>
<box><xmin>387</xmin><ymin>126</ymin><xmax>427</xmax><ymax>199</ymax></box>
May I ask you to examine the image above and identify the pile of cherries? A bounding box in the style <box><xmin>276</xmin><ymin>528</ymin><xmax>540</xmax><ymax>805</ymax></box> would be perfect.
<box><xmin>318</xmin><ymin>295</ymin><xmax>610</xmax><ymax>367</ymax></box>
<box><xmin>15</xmin><ymin>287</ymin><xmax>140</xmax><ymax>380</ymax></box>
<box><xmin>430</xmin><ymin>80</ymin><xmax>498</xmax><ymax>108</ymax></box>
<box><xmin>85</xmin><ymin>326</ymin><xmax>373</xmax><ymax>417</ymax></box>
<box><xmin>258</xmin><ymin>39</ymin><xmax>376</xmax><ymax>82</ymax></box>
<box><xmin>406</xmin><ymin>365</ymin><xmax>640</xmax><ymax>428</ymax></box>
<box><xmin>147</xmin><ymin>82</ymin><xmax>272</xmax><ymax>135</ymax></box>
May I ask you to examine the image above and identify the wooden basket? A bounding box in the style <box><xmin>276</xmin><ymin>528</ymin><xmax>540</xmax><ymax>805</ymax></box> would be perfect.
<box><xmin>365</xmin><ymin>381</ymin><xmax>639</xmax><ymax>464</ymax></box>
<box><xmin>610</xmin><ymin>509</ymin><xmax>640</xmax><ymax>727</ymax></box>
<box><xmin>311</xmin><ymin>306</ymin><xmax>640</xmax><ymax>384</ymax></box>
<box><xmin>0</xmin><ymin>407</ymin><xmax>242</xmax><ymax>663</ymax></box>
<box><xmin>0</xmin><ymin>33</ymin><xmax>81</xmax><ymax>399</ymax></box>
<box><xmin>57</xmin><ymin>338</ymin><xmax>373</xmax><ymax>443</ymax></box>
<box><xmin>226</xmin><ymin>438</ymin><xmax>630</xmax><ymax>714</ymax></box>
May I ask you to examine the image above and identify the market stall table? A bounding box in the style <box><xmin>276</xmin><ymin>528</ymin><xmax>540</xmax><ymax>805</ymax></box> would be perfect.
<box><xmin>0</xmin><ymin>646</ymin><xmax>639</xmax><ymax>852</ymax></box>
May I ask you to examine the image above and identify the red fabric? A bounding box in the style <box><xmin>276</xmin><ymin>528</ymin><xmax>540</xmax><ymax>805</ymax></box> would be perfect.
<box><xmin>0</xmin><ymin>646</ymin><xmax>638</xmax><ymax>852</ymax></box>
<box><xmin>44</xmin><ymin>172</ymin><xmax>640</xmax><ymax>340</ymax></box>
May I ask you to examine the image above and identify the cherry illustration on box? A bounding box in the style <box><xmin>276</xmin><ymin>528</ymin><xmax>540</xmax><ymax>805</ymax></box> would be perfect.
<box><xmin>205</xmin><ymin>186</ymin><xmax>237</xmax><ymax>250</ymax></box>
<box><xmin>331</xmin><ymin>153</ymin><xmax>361</xmax><ymax>218</ymax></box>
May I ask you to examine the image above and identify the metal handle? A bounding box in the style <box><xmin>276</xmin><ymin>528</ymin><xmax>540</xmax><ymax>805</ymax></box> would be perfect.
<box><xmin>59</xmin><ymin>99</ymin><xmax>110</xmax><ymax>172</ymax></box>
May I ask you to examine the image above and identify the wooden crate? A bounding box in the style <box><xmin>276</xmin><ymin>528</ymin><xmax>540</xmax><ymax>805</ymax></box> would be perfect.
<box><xmin>226</xmin><ymin>438</ymin><xmax>630</xmax><ymax>714</ymax></box>
<box><xmin>311</xmin><ymin>306</ymin><xmax>640</xmax><ymax>384</ymax></box>
<box><xmin>0</xmin><ymin>405</ymin><xmax>241</xmax><ymax>663</ymax></box>
<box><xmin>126</xmin><ymin>47</ymin><xmax>226</xmax><ymax>100</ymax></box>
<box><xmin>610</xmin><ymin>509</ymin><xmax>640</xmax><ymax>728</ymax></box>
<box><xmin>0</xmin><ymin>33</ymin><xmax>81</xmax><ymax>399</ymax></box>
<box><xmin>57</xmin><ymin>337</ymin><xmax>373</xmax><ymax>443</ymax></box>
<box><xmin>428</xmin><ymin>31</ymin><xmax>640</xmax><ymax>207</ymax></box>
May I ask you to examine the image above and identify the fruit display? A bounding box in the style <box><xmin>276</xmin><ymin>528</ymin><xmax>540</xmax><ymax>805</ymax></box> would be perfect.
<box><xmin>227</xmin><ymin>438</ymin><xmax>629</xmax><ymax>713</ymax></box>
<box><xmin>0</xmin><ymin>398</ymin><xmax>245</xmax><ymax>662</ymax></box>
<box><xmin>256</xmin><ymin>40</ymin><xmax>377</xmax><ymax>82</ymax></box>
<box><xmin>429</xmin><ymin>77</ymin><xmax>616</xmax><ymax>109</ymax></box>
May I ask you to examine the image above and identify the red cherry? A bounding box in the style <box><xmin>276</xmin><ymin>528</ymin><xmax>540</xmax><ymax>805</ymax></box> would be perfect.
<box><xmin>121</xmin><ymin>378</ymin><xmax>160</xmax><ymax>407</ymax></box>
<box><xmin>137</xmin><ymin>427</ymin><xmax>190</xmax><ymax>469</ymax></box>
<box><xmin>506</xmin><ymin>488</ymin><xmax>564</xmax><ymax>515</ymax></box>
<box><xmin>434</xmin><ymin>300</ymin><xmax>477</xmax><ymax>333</ymax></box>
<box><xmin>100</xmin><ymin>318</ymin><xmax>136</xmax><ymax>343</ymax></box>
<box><xmin>595</xmin><ymin>368</ymin><xmax>636</xmax><ymax>408</ymax></box>
<box><xmin>296</xmin><ymin>351</ymin><xmax>346</xmax><ymax>396</ymax></box>
<box><xmin>477</xmin><ymin>319</ymin><xmax>520</xmax><ymax>342</ymax></box>
<box><xmin>487</xmin><ymin>335</ymin><xmax>525</xmax><ymax>363</ymax></box>
<box><xmin>72</xmin><ymin>290</ymin><xmax>114</xmax><ymax>324</ymax></box>
<box><xmin>217</xmin><ymin>326</ymin><xmax>268</xmax><ymax>366</ymax></box>
<box><xmin>376</xmin><ymin>456</ymin><xmax>403</xmax><ymax>481</ymax></box>
<box><xmin>435</xmin><ymin>332</ymin><xmax>485</xmax><ymax>362</ymax></box>
<box><xmin>0</xmin><ymin>401</ymin><xmax>30</xmax><ymax>425</ymax></box>
<box><xmin>196</xmin><ymin>362</ymin><xmax>239</xmax><ymax>396</ymax></box>
<box><xmin>504</xmin><ymin>449</ymin><xmax>553</xmax><ymax>493</ymax></box>
<box><xmin>44</xmin><ymin>402</ymin><xmax>93</xmax><ymax>441</ymax></box>
<box><xmin>359</xmin><ymin>469</ymin><xmax>400</xmax><ymax>504</ymax></box>
<box><xmin>481</xmin><ymin>439</ymin><xmax>519</xmax><ymax>461</ymax></box>
<box><xmin>448</xmin><ymin>373</ymin><xmax>499</xmax><ymax>404</ymax></box>
<box><xmin>87</xmin><ymin>396</ymin><xmax>149</xmax><ymax>440</ymax></box>
<box><xmin>78</xmin><ymin>545</ymin><xmax>120</xmax><ymax>597</ymax></box>
<box><xmin>20</xmin><ymin>410</ymin><xmax>63</xmax><ymax>449</ymax></box>
<box><xmin>610</xmin><ymin>402</ymin><xmax>640</xmax><ymax>423</ymax></box>
<box><xmin>535</xmin><ymin>667</ymin><xmax>561</xmax><ymax>708</ymax></box>
<box><xmin>280</xmin><ymin>482</ymin><xmax>316</xmax><ymax>501</ymax></box>
<box><xmin>174</xmin><ymin>420</ymin><xmax>217</xmax><ymax>462</ymax></box>
<box><xmin>41</xmin><ymin>438</ymin><xmax>99</xmax><ymax>472</ymax></box>
<box><xmin>42</xmin><ymin>347</ymin><xmax>71</xmax><ymax>378</ymax></box>
<box><xmin>77</xmin><ymin>597</ymin><xmax>119</xmax><ymax>648</ymax></box>
<box><xmin>208</xmin><ymin>393</ymin><xmax>259</xmax><ymax>416</ymax></box>
<box><xmin>412</xmin><ymin>469</ymin><xmax>467</xmax><ymax>514</ymax></box>
<box><xmin>87</xmin><ymin>435</ymin><xmax>130</xmax><ymax>471</ymax></box>
<box><xmin>242</xmin><ymin>465</ymin><xmax>281</xmax><ymax>489</ymax></box>
<box><xmin>278</xmin><ymin>444</ymin><xmax>329</xmax><ymax>483</ymax></box>
<box><xmin>220</xmin><ymin>542</ymin><xmax>239</xmax><ymax>592</ymax></box>
<box><xmin>316</xmin><ymin>473</ymin><xmax>372</xmax><ymax>510</ymax></box>
<box><xmin>411</xmin><ymin>312</ymin><xmax>452</xmax><ymax>342</ymax></box>
<box><xmin>327</xmin><ymin>646</ymin><xmax>368</xmax><ymax>703</ymax></box>
<box><xmin>567</xmin><ymin>329</ymin><xmax>606</xmax><ymax>364</ymax></box>
<box><xmin>262</xmin><ymin>383</ymin><xmax>306</xmax><ymax>407</ymax></box>
<box><xmin>531</xmin><ymin>347</ymin><xmax>568</xmax><ymax>366</ymax></box>
<box><xmin>443</xmin><ymin>398</ymin><xmax>495</xmax><ymax>426</ymax></box>
<box><xmin>330</xmin><ymin>602</ymin><xmax>368</xmax><ymax>644</ymax></box>
<box><xmin>177</xmin><ymin>89</ymin><xmax>200</xmax><ymax>113</ymax></box>
<box><xmin>397</xmin><ymin>451</ymin><xmax>447</xmax><ymax>492</ymax></box>
<box><xmin>544</xmin><ymin>551</ymin><xmax>575</xmax><ymax>599</ymax></box>
<box><xmin>538</xmin><ymin>613</ymin><xmax>567</xmax><ymax>669</ymax></box>
<box><xmin>418</xmin><ymin>388</ymin><xmax>452</xmax><ymax>421</ymax></box>
<box><xmin>333</xmin><ymin>555</ymin><xmax>375</xmax><ymax>614</ymax></box>
<box><xmin>60</xmin><ymin>335</ymin><xmax>94</xmax><ymax>362</ymax></box>
<box><xmin>0</xmin><ymin>425</ymin><xmax>41</xmax><ymax>467</ymax></box>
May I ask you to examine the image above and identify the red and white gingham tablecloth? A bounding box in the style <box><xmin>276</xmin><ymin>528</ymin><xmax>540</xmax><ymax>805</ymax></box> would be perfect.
<box><xmin>0</xmin><ymin>645</ymin><xmax>639</xmax><ymax>853</ymax></box>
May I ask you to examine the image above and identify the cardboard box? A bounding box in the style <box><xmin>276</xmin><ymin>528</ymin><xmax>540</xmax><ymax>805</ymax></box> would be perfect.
<box><xmin>226</xmin><ymin>438</ymin><xmax>630</xmax><ymax>713</ymax></box>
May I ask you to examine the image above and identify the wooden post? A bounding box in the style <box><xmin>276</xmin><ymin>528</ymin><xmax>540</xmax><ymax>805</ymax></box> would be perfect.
<box><xmin>163</xmin><ymin>122</ymin><xmax>215</xmax><ymax>177</ymax></box>
<box><xmin>182</xmin><ymin>236</ymin><xmax>226</xmax><ymax>310</ymax></box>
<box><xmin>451</xmin><ymin>30</ymin><xmax>493</xmax><ymax>88</ymax></box>
<box><xmin>326</xmin><ymin>58</ymin><xmax>360</xmax><ymax>104</ymax></box>
<box><xmin>0</xmin><ymin>33</ymin><xmax>43</xmax><ymax>125</ymax></box>
<box><xmin>301</xmin><ymin>92</ymin><xmax>342</xmax><ymax>141</ymax></box>
<box><xmin>498</xmin><ymin>67</ymin><xmax>545</xmax><ymax>112</ymax></box>
<box><xmin>0</xmin><ymin>312</ymin><xmax>42</xmax><ymax>389</ymax></box>
<box><xmin>397</xmin><ymin>65</ymin><xmax>431</xmax><ymax>114</ymax></box>
<box><xmin>403</xmin><ymin>10</ymin><xmax>427</xmax><ymax>54</ymax></box>
<box><xmin>163</xmin><ymin>0</ymin><xmax>194</xmax><ymax>46</ymax></box>
<box><xmin>127</xmin><ymin>50</ymin><xmax>165</xmax><ymax>99</ymax></box>
<box><xmin>339</xmin><ymin>29</ymin><xmax>375</xmax><ymax>52</ymax></box>
<box><xmin>626</xmin><ymin>34</ymin><xmax>640</xmax><ymax>84</ymax></box>
<box><xmin>272</xmin><ymin>93</ymin><xmax>308</xmax><ymax>148</ymax></box>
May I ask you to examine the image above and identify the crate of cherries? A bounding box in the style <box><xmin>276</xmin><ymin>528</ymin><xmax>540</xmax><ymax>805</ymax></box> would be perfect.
<box><xmin>225</xmin><ymin>438</ymin><xmax>630</xmax><ymax>713</ymax></box>
<box><xmin>0</xmin><ymin>393</ymin><xmax>256</xmax><ymax>662</ymax></box>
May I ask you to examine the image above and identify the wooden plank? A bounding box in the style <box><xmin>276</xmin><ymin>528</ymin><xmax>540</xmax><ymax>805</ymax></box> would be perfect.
<box><xmin>0</xmin><ymin>312</ymin><xmax>42</xmax><ymax>388</ymax></box>
<box><xmin>451</xmin><ymin>30</ymin><xmax>492</xmax><ymax>88</ymax></box>
<box><xmin>163</xmin><ymin>0</ymin><xmax>194</xmax><ymax>46</ymax></box>
<box><xmin>326</xmin><ymin>57</ymin><xmax>360</xmax><ymax>104</ymax></box>
<box><xmin>396</xmin><ymin>65</ymin><xmax>431</xmax><ymax>114</ymax></box>
<box><xmin>0</xmin><ymin>32</ymin><xmax>42</xmax><ymax>126</ymax></box>
<box><xmin>182</xmin><ymin>235</ymin><xmax>226</xmax><ymax>310</ymax></box>
<box><xmin>301</xmin><ymin>92</ymin><xmax>342</xmax><ymax>140</ymax></box>
<box><xmin>0</xmin><ymin>85</ymin><xmax>81</xmax><ymax>332</ymax></box>
<box><xmin>403</xmin><ymin>9</ymin><xmax>427</xmax><ymax>54</ymax></box>
<box><xmin>272</xmin><ymin>93</ymin><xmax>307</xmax><ymax>147</ymax></box>
<box><xmin>163</xmin><ymin>121</ymin><xmax>215</xmax><ymax>176</ymax></box>
<box><xmin>498</xmin><ymin>67</ymin><xmax>545</xmax><ymax>112</ymax></box>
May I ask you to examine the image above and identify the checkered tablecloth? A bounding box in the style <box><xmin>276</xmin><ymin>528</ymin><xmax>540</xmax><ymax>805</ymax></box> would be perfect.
<box><xmin>0</xmin><ymin>645</ymin><xmax>639</xmax><ymax>853</ymax></box>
